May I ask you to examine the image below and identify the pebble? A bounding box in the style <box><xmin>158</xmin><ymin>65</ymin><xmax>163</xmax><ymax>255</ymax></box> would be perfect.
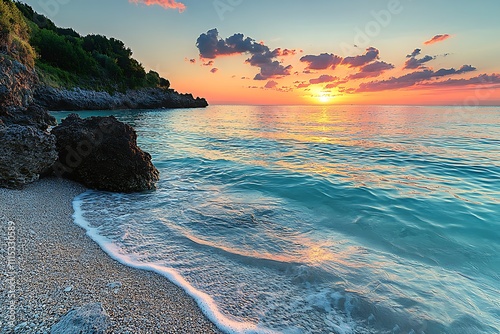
<box><xmin>14</xmin><ymin>322</ymin><xmax>28</xmax><ymax>331</ymax></box>
<box><xmin>107</xmin><ymin>282</ymin><xmax>122</xmax><ymax>289</ymax></box>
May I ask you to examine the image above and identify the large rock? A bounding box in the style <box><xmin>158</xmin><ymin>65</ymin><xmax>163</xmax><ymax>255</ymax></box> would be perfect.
<box><xmin>1</xmin><ymin>104</ymin><xmax>56</xmax><ymax>131</ymax></box>
<box><xmin>51</xmin><ymin>114</ymin><xmax>160</xmax><ymax>192</ymax></box>
<box><xmin>0</xmin><ymin>124</ymin><xmax>58</xmax><ymax>189</ymax></box>
<box><xmin>50</xmin><ymin>303</ymin><xmax>110</xmax><ymax>334</ymax></box>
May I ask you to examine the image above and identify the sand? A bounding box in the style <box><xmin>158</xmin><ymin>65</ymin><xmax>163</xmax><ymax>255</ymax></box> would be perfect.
<box><xmin>0</xmin><ymin>177</ymin><xmax>222</xmax><ymax>333</ymax></box>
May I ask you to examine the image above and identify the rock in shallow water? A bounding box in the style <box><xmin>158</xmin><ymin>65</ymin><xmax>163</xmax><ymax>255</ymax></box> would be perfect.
<box><xmin>50</xmin><ymin>303</ymin><xmax>110</xmax><ymax>334</ymax></box>
<box><xmin>51</xmin><ymin>114</ymin><xmax>159</xmax><ymax>192</ymax></box>
<box><xmin>0</xmin><ymin>124</ymin><xmax>57</xmax><ymax>189</ymax></box>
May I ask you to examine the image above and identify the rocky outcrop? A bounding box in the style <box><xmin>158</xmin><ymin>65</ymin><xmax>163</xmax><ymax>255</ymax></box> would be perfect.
<box><xmin>0</xmin><ymin>124</ymin><xmax>57</xmax><ymax>189</ymax></box>
<box><xmin>35</xmin><ymin>86</ymin><xmax>208</xmax><ymax>111</ymax></box>
<box><xmin>0</xmin><ymin>56</ymin><xmax>36</xmax><ymax>112</ymax></box>
<box><xmin>50</xmin><ymin>303</ymin><xmax>110</xmax><ymax>334</ymax></box>
<box><xmin>1</xmin><ymin>103</ymin><xmax>56</xmax><ymax>130</ymax></box>
<box><xmin>51</xmin><ymin>114</ymin><xmax>159</xmax><ymax>192</ymax></box>
<box><xmin>0</xmin><ymin>55</ymin><xmax>58</xmax><ymax>189</ymax></box>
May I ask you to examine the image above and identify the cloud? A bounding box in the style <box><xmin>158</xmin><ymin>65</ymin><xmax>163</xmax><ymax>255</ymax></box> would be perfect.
<box><xmin>407</xmin><ymin>49</ymin><xmax>421</xmax><ymax>58</ymax></box>
<box><xmin>349</xmin><ymin>61</ymin><xmax>395</xmax><ymax>79</ymax></box>
<box><xmin>196</xmin><ymin>29</ymin><xmax>256</xmax><ymax>59</ymax></box>
<box><xmin>424</xmin><ymin>34</ymin><xmax>451</xmax><ymax>45</ymax></box>
<box><xmin>300</xmin><ymin>53</ymin><xmax>343</xmax><ymax>70</ymax></box>
<box><xmin>325</xmin><ymin>82</ymin><xmax>344</xmax><ymax>89</ymax></box>
<box><xmin>309</xmin><ymin>75</ymin><xmax>337</xmax><ymax>85</ymax></box>
<box><xmin>246</xmin><ymin>49</ymin><xmax>293</xmax><ymax>80</ymax></box>
<box><xmin>210</xmin><ymin>68</ymin><xmax>218</xmax><ymax>73</ymax></box>
<box><xmin>357</xmin><ymin>65</ymin><xmax>476</xmax><ymax>92</ymax></box>
<box><xmin>265</xmin><ymin>80</ymin><xmax>279</xmax><ymax>89</ymax></box>
<box><xmin>196</xmin><ymin>29</ymin><xmax>293</xmax><ymax>80</ymax></box>
<box><xmin>129</xmin><ymin>0</ymin><xmax>185</xmax><ymax>12</ymax></box>
<box><xmin>361</xmin><ymin>61</ymin><xmax>395</xmax><ymax>73</ymax></box>
<box><xmin>252</xmin><ymin>62</ymin><xmax>293</xmax><ymax>80</ymax></box>
<box><xmin>274</xmin><ymin>48</ymin><xmax>297</xmax><ymax>57</ymax></box>
<box><xmin>294</xmin><ymin>81</ymin><xmax>310</xmax><ymax>89</ymax></box>
<box><xmin>418</xmin><ymin>73</ymin><xmax>500</xmax><ymax>87</ymax></box>
<box><xmin>300</xmin><ymin>47</ymin><xmax>380</xmax><ymax>71</ymax></box>
<box><xmin>338</xmin><ymin>87</ymin><xmax>356</xmax><ymax>94</ymax></box>
<box><xmin>404</xmin><ymin>48</ymin><xmax>456</xmax><ymax>70</ymax></box>
<box><xmin>203</xmin><ymin>60</ymin><xmax>214</xmax><ymax>66</ymax></box>
<box><xmin>342</xmin><ymin>47</ymin><xmax>379</xmax><ymax>68</ymax></box>
<box><xmin>433</xmin><ymin>65</ymin><xmax>476</xmax><ymax>77</ymax></box>
<box><xmin>404</xmin><ymin>52</ymin><xmax>435</xmax><ymax>69</ymax></box>
<box><xmin>190</xmin><ymin>58</ymin><xmax>196</xmax><ymax>64</ymax></box>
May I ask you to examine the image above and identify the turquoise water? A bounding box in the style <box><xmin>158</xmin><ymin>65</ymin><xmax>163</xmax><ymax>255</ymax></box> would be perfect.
<box><xmin>54</xmin><ymin>105</ymin><xmax>500</xmax><ymax>334</ymax></box>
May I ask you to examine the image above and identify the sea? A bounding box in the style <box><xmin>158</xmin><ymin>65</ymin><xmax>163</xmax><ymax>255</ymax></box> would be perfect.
<box><xmin>53</xmin><ymin>105</ymin><xmax>500</xmax><ymax>334</ymax></box>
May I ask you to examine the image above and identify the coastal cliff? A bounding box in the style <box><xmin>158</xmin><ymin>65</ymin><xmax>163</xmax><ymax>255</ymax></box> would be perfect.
<box><xmin>0</xmin><ymin>0</ymin><xmax>203</xmax><ymax>189</ymax></box>
<box><xmin>35</xmin><ymin>86</ymin><xmax>208</xmax><ymax>111</ymax></box>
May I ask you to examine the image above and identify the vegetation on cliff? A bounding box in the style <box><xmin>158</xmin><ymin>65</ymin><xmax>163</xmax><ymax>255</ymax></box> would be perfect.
<box><xmin>1</xmin><ymin>0</ymin><xmax>171</xmax><ymax>92</ymax></box>
<box><xmin>0</xmin><ymin>0</ymin><xmax>36</xmax><ymax>67</ymax></box>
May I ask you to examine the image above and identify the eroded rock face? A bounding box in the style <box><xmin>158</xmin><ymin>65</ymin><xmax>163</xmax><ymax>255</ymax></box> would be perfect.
<box><xmin>51</xmin><ymin>114</ymin><xmax>160</xmax><ymax>192</ymax></box>
<box><xmin>0</xmin><ymin>56</ymin><xmax>36</xmax><ymax>112</ymax></box>
<box><xmin>0</xmin><ymin>124</ymin><xmax>57</xmax><ymax>189</ymax></box>
<box><xmin>1</xmin><ymin>104</ymin><xmax>56</xmax><ymax>131</ymax></box>
<box><xmin>0</xmin><ymin>55</ymin><xmax>58</xmax><ymax>189</ymax></box>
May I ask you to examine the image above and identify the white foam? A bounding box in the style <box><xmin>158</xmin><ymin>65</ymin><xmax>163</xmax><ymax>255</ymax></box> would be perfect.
<box><xmin>72</xmin><ymin>192</ymin><xmax>278</xmax><ymax>334</ymax></box>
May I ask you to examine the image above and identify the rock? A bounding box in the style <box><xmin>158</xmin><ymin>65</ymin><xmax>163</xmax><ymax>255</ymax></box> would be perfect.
<box><xmin>1</xmin><ymin>55</ymin><xmax>55</xmax><ymax>132</ymax></box>
<box><xmin>0</xmin><ymin>125</ymin><xmax>58</xmax><ymax>189</ymax></box>
<box><xmin>1</xmin><ymin>104</ymin><xmax>56</xmax><ymax>131</ymax></box>
<box><xmin>64</xmin><ymin>286</ymin><xmax>73</xmax><ymax>292</ymax></box>
<box><xmin>0</xmin><ymin>56</ymin><xmax>36</xmax><ymax>113</ymax></box>
<box><xmin>50</xmin><ymin>303</ymin><xmax>110</xmax><ymax>334</ymax></box>
<box><xmin>35</xmin><ymin>86</ymin><xmax>208</xmax><ymax>111</ymax></box>
<box><xmin>51</xmin><ymin>114</ymin><xmax>160</xmax><ymax>192</ymax></box>
<box><xmin>106</xmin><ymin>282</ymin><xmax>122</xmax><ymax>289</ymax></box>
<box><xmin>14</xmin><ymin>322</ymin><xmax>28</xmax><ymax>331</ymax></box>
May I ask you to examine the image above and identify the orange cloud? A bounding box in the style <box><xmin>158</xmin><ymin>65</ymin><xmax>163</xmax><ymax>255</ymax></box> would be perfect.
<box><xmin>129</xmin><ymin>0</ymin><xmax>186</xmax><ymax>12</ymax></box>
<box><xmin>424</xmin><ymin>34</ymin><xmax>451</xmax><ymax>45</ymax></box>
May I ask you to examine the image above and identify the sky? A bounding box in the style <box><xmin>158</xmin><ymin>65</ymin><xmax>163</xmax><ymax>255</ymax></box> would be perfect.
<box><xmin>22</xmin><ymin>0</ymin><xmax>500</xmax><ymax>105</ymax></box>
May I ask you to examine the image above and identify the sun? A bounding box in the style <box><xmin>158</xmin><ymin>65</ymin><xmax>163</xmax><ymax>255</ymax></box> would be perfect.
<box><xmin>308</xmin><ymin>90</ymin><xmax>337</xmax><ymax>104</ymax></box>
<box><xmin>319</xmin><ymin>94</ymin><xmax>330</xmax><ymax>103</ymax></box>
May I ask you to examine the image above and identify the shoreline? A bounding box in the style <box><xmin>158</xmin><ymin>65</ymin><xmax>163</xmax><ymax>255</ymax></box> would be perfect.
<box><xmin>0</xmin><ymin>177</ymin><xmax>222</xmax><ymax>333</ymax></box>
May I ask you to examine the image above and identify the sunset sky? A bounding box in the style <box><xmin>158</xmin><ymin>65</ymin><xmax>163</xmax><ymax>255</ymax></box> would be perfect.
<box><xmin>23</xmin><ymin>0</ymin><xmax>500</xmax><ymax>105</ymax></box>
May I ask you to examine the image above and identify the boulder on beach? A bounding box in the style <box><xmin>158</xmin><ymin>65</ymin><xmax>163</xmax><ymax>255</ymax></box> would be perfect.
<box><xmin>0</xmin><ymin>124</ymin><xmax>58</xmax><ymax>189</ymax></box>
<box><xmin>50</xmin><ymin>303</ymin><xmax>110</xmax><ymax>334</ymax></box>
<box><xmin>51</xmin><ymin>114</ymin><xmax>160</xmax><ymax>192</ymax></box>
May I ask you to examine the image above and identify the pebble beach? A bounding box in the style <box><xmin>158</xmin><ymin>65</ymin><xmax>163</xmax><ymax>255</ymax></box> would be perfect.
<box><xmin>0</xmin><ymin>177</ymin><xmax>222</xmax><ymax>334</ymax></box>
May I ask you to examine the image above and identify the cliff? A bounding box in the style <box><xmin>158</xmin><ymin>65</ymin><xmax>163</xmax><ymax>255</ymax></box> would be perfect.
<box><xmin>12</xmin><ymin>1</ymin><xmax>208</xmax><ymax>110</ymax></box>
<box><xmin>35</xmin><ymin>86</ymin><xmax>208</xmax><ymax>111</ymax></box>
<box><xmin>1</xmin><ymin>0</ymin><xmax>203</xmax><ymax>189</ymax></box>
